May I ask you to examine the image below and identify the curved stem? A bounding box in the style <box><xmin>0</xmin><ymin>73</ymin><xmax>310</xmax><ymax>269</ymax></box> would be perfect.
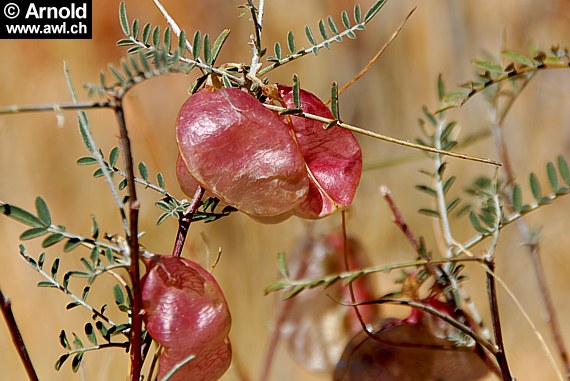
<box><xmin>358</xmin><ymin>298</ymin><xmax>497</xmax><ymax>355</ymax></box>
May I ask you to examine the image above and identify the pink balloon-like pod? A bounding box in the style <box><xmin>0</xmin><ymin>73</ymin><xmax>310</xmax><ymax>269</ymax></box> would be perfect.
<box><xmin>176</xmin><ymin>87</ymin><xmax>309</xmax><ymax>217</ymax></box>
<box><xmin>142</xmin><ymin>255</ymin><xmax>232</xmax><ymax>381</ymax></box>
<box><xmin>175</xmin><ymin>86</ymin><xmax>362</xmax><ymax>221</ymax></box>
<box><xmin>278</xmin><ymin>85</ymin><xmax>362</xmax><ymax>219</ymax></box>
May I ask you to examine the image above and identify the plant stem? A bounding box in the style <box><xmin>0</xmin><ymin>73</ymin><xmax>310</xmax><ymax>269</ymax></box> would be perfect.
<box><xmin>248</xmin><ymin>0</ymin><xmax>265</xmax><ymax>77</ymax></box>
<box><xmin>485</xmin><ymin>259</ymin><xmax>513</xmax><ymax>380</ymax></box>
<box><xmin>262</xmin><ymin>103</ymin><xmax>501</xmax><ymax>166</ymax></box>
<box><xmin>266</xmin><ymin>256</ymin><xmax>485</xmax><ymax>296</ymax></box>
<box><xmin>19</xmin><ymin>244</ymin><xmax>122</xmax><ymax>330</ymax></box>
<box><xmin>381</xmin><ymin>185</ymin><xmax>497</xmax><ymax>372</ymax></box>
<box><xmin>490</xmin><ymin>97</ymin><xmax>570</xmax><ymax>379</ymax></box>
<box><xmin>114</xmin><ymin>99</ymin><xmax>143</xmax><ymax>381</ymax></box>
<box><xmin>64</xmin><ymin>62</ymin><xmax>130</xmax><ymax>233</ymax></box>
<box><xmin>172</xmin><ymin>185</ymin><xmax>204</xmax><ymax>257</ymax></box>
<box><xmin>0</xmin><ymin>100</ymin><xmax>113</xmax><ymax>114</ymax></box>
<box><xmin>358</xmin><ymin>298</ymin><xmax>497</xmax><ymax>355</ymax></box>
<box><xmin>0</xmin><ymin>288</ymin><xmax>39</xmax><ymax>381</ymax></box>
<box><xmin>380</xmin><ymin>185</ymin><xmax>419</xmax><ymax>250</ymax></box>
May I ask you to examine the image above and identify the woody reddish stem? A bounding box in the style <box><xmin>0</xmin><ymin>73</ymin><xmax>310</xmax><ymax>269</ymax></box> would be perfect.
<box><xmin>114</xmin><ymin>99</ymin><xmax>143</xmax><ymax>381</ymax></box>
<box><xmin>172</xmin><ymin>185</ymin><xmax>205</xmax><ymax>257</ymax></box>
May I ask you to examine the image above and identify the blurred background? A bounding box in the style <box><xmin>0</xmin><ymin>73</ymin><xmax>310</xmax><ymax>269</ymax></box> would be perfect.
<box><xmin>1</xmin><ymin>0</ymin><xmax>570</xmax><ymax>380</ymax></box>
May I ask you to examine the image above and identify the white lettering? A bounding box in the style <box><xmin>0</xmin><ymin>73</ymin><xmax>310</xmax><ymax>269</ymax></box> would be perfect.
<box><xmin>25</xmin><ymin>3</ymin><xmax>39</xmax><ymax>18</ymax></box>
<box><xmin>24</xmin><ymin>3</ymin><xmax>88</xmax><ymax>19</ymax></box>
<box><xmin>75</xmin><ymin>4</ymin><xmax>87</xmax><ymax>19</ymax></box>
<box><xmin>59</xmin><ymin>7</ymin><xmax>70</xmax><ymax>19</ymax></box>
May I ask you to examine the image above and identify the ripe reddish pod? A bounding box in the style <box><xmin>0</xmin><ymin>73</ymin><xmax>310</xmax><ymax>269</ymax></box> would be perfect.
<box><xmin>142</xmin><ymin>255</ymin><xmax>231</xmax><ymax>381</ymax></box>
<box><xmin>176</xmin><ymin>85</ymin><xmax>362</xmax><ymax>221</ymax></box>
<box><xmin>278</xmin><ymin>85</ymin><xmax>362</xmax><ymax>219</ymax></box>
<box><xmin>176</xmin><ymin>87</ymin><xmax>309</xmax><ymax>217</ymax></box>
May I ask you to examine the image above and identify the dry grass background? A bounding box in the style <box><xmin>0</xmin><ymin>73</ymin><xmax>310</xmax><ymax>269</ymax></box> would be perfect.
<box><xmin>1</xmin><ymin>0</ymin><xmax>570</xmax><ymax>380</ymax></box>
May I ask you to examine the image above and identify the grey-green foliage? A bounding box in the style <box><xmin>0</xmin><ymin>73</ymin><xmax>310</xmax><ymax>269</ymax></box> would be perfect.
<box><xmin>77</xmin><ymin>147</ymin><xmax>236</xmax><ymax>225</ymax></box>
<box><xmin>109</xmin><ymin>1</ymin><xmax>236</xmax><ymax>95</ymax></box>
<box><xmin>437</xmin><ymin>46</ymin><xmax>570</xmax><ymax>113</ymax></box>
<box><xmin>415</xmin><ymin>106</ymin><xmax>461</xmax><ymax>219</ymax></box>
<box><xmin>262</xmin><ymin>0</ymin><xmax>387</xmax><ymax>74</ymax></box>
<box><xmin>18</xmin><ymin>242</ymin><xmax>130</xmax><ymax>373</ymax></box>
<box><xmin>460</xmin><ymin>156</ymin><xmax>570</xmax><ymax>236</ymax></box>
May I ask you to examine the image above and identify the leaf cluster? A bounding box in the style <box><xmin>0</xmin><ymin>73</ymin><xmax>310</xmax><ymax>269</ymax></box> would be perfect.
<box><xmin>464</xmin><ymin>156</ymin><xmax>570</xmax><ymax>237</ymax></box>
<box><xmin>77</xmin><ymin>147</ymin><xmax>236</xmax><ymax>225</ymax></box>
<box><xmin>437</xmin><ymin>45</ymin><xmax>570</xmax><ymax>112</ymax></box>
<box><xmin>56</xmin><ymin>324</ymin><xmax>129</xmax><ymax>372</ymax></box>
<box><xmin>155</xmin><ymin>195</ymin><xmax>236</xmax><ymax>225</ymax></box>
<box><xmin>259</xmin><ymin>0</ymin><xmax>387</xmax><ymax>75</ymax></box>
<box><xmin>415</xmin><ymin>106</ymin><xmax>462</xmax><ymax>219</ymax></box>
<box><xmin>100</xmin><ymin>1</ymin><xmax>237</xmax><ymax>96</ymax></box>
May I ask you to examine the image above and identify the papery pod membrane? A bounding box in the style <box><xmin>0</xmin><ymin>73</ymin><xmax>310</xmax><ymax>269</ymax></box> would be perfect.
<box><xmin>333</xmin><ymin>297</ymin><xmax>490</xmax><ymax>381</ymax></box>
<box><xmin>176</xmin><ymin>87</ymin><xmax>309</xmax><ymax>217</ymax></box>
<box><xmin>142</xmin><ymin>255</ymin><xmax>231</xmax><ymax>381</ymax></box>
<box><xmin>281</xmin><ymin>232</ymin><xmax>377</xmax><ymax>372</ymax></box>
<box><xmin>278</xmin><ymin>85</ymin><xmax>362</xmax><ymax>219</ymax></box>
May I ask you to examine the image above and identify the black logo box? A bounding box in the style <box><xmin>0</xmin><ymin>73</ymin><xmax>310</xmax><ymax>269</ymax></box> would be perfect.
<box><xmin>1</xmin><ymin>1</ymin><xmax>92</xmax><ymax>39</ymax></box>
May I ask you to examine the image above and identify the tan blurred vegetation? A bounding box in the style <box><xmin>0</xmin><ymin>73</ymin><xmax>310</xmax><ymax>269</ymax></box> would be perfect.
<box><xmin>1</xmin><ymin>0</ymin><xmax>570</xmax><ymax>380</ymax></box>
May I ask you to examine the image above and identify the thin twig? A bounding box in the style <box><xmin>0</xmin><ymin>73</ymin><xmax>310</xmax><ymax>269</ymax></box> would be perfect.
<box><xmin>364</xmin><ymin>125</ymin><xmax>492</xmax><ymax>171</ymax></box>
<box><xmin>64</xmin><ymin>62</ymin><xmax>129</xmax><ymax>234</ymax></box>
<box><xmin>263</xmin><ymin>103</ymin><xmax>501</xmax><ymax>166</ymax></box>
<box><xmin>341</xmin><ymin>210</ymin><xmax>374</xmax><ymax>338</ymax></box>
<box><xmin>489</xmin><ymin>86</ymin><xmax>570</xmax><ymax>379</ymax></box>
<box><xmin>491</xmin><ymin>268</ymin><xmax>566</xmax><ymax>381</ymax></box>
<box><xmin>160</xmin><ymin>354</ymin><xmax>196</xmax><ymax>381</ymax></box>
<box><xmin>325</xmin><ymin>7</ymin><xmax>416</xmax><ymax>105</ymax></box>
<box><xmin>357</xmin><ymin>298</ymin><xmax>497</xmax><ymax>355</ymax></box>
<box><xmin>172</xmin><ymin>185</ymin><xmax>205</xmax><ymax>257</ymax></box>
<box><xmin>113</xmin><ymin>98</ymin><xmax>143</xmax><ymax>381</ymax></box>
<box><xmin>380</xmin><ymin>185</ymin><xmax>419</xmax><ymax>249</ymax></box>
<box><xmin>433</xmin><ymin>118</ymin><xmax>455</xmax><ymax>256</ymax></box>
<box><xmin>381</xmin><ymin>185</ymin><xmax>496</xmax><ymax>370</ymax></box>
<box><xmin>248</xmin><ymin>0</ymin><xmax>265</xmax><ymax>76</ymax></box>
<box><xmin>266</xmin><ymin>256</ymin><xmax>485</xmax><ymax>295</ymax></box>
<box><xmin>0</xmin><ymin>101</ymin><xmax>113</xmax><ymax>114</ymax></box>
<box><xmin>485</xmin><ymin>259</ymin><xmax>512</xmax><ymax>380</ymax></box>
<box><xmin>483</xmin><ymin>190</ymin><xmax>513</xmax><ymax>380</ymax></box>
<box><xmin>436</xmin><ymin>62</ymin><xmax>570</xmax><ymax>114</ymax></box>
<box><xmin>19</xmin><ymin>245</ymin><xmax>121</xmax><ymax>328</ymax></box>
<box><xmin>0</xmin><ymin>288</ymin><xmax>39</xmax><ymax>381</ymax></box>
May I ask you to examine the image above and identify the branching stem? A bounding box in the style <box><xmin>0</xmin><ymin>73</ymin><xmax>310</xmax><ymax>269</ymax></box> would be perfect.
<box><xmin>490</xmin><ymin>95</ymin><xmax>570</xmax><ymax>379</ymax></box>
<box><xmin>172</xmin><ymin>185</ymin><xmax>204</xmax><ymax>257</ymax></box>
